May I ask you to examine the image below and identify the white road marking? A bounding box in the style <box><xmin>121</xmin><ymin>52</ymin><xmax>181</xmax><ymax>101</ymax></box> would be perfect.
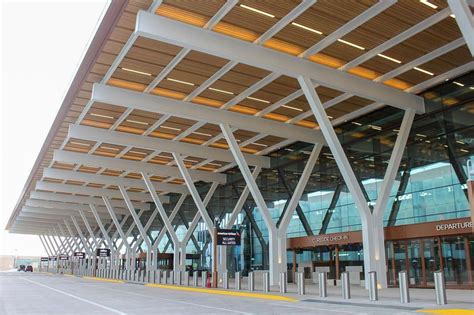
<box><xmin>20</xmin><ymin>277</ymin><xmax>127</xmax><ymax>315</ymax></box>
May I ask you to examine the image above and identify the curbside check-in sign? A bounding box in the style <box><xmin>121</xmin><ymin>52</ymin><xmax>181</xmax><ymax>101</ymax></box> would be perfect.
<box><xmin>96</xmin><ymin>248</ymin><xmax>111</xmax><ymax>257</ymax></box>
<box><xmin>74</xmin><ymin>252</ymin><xmax>86</xmax><ymax>259</ymax></box>
<box><xmin>216</xmin><ymin>229</ymin><xmax>241</xmax><ymax>246</ymax></box>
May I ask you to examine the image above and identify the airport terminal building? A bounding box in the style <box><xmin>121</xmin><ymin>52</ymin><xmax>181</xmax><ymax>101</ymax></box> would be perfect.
<box><xmin>6</xmin><ymin>0</ymin><xmax>474</xmax><ymax>292</ymax></box>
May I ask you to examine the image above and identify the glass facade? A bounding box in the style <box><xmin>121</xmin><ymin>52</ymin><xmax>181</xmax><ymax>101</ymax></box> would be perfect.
<box><xmin>147</xmin><ymin>72</ymin><xmax>473</xmax><ymax>286</ymax></box>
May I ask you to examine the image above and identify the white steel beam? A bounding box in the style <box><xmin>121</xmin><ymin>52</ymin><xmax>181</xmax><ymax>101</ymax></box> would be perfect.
<box><xmin>92</xmin><ymin>83</ymin><xmax>325</xmax><ymax>145</ymax></box>
<box><xmin>53</xmin><ymin>150</ymin><xmax>226</xmax><ymax>184</ymax></box>
<box><xmin>151</xmin><ymin>194</ymin><xmax>186</xmax><ymax>253</ymax></box>
<box><xmin>135</xmin><ymin>11</ymin><xmax>424</xmax><ymax>113</ymax></box>
<box><xmin>102</xmin><ymin>197</ymin><xmax>133</xmax><ymax>254</ymax></box>
<box><xmin>24</xmin><ymin>199</ymin><xmax>127</xmax><ymax>215</ymax></box>
<box><xmin>39</xmin><ymin>235</ymin><xmax>52</xmax><ymax>257</ymax></box>
<box><xmin>71</xmin><ymin>216</ymin><xmax>92</xmax><ymax>256</ymax></box>
<box><xmin>448</xmin><ymin>0</ymin><xmax>474</xmax><ymax>56</ymax></box>
<box><xmin>69</xmin><ymin>124</ymin><xmax>270</xmax><ymax>168</ymax></box>
<box><xmin>35</xmin><ymin>181</ymin><xmax>168</xmax><ymax>203</ymax></box>
<box><xmin>43</xmin><ymin>168</ymin><xmax>188</xmax><ymax>194</ymax></box>
<box><xmin>89</xmin><ymin>204</ymin><xmax>115</xmax><ymax>254</ymax></box>
<box><xmin>80</xmin><ymin>210</ymin><xmax>99</xmax><ymax>249</ymax></box>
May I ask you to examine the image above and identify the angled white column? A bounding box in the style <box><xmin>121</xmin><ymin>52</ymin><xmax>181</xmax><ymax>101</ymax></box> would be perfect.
<box><xmin>220</xmin><ymin>124</ymin><xmax>279</xmax><ymax>285</ymax></box>
<box><xmin>90</xmin><ymin>204</ymin><xmax>115</xmax><ymax>254</ymax></box>
<box><xmin>42</xmin><ymin>234</ymin><xmax>55</xmax><ymax>257</ymax></box>
<box><xmin>39</xmin><ymin>235</ymin><xmax>52</xmax><ymax>257</ymax></box>
<box><xmin>71</xmin><ymin>216</ymin><xmax>92</xmax><ymax>256</ymax></box>
<box><xmin>448</xmin><ymin>0</ymin><xmax>474</xmax><ymax>56</ymax></box>
<box><xmin>63</xmin><ymin>220</ymin><xmax>81</xmax><ymax>254</ymax></box>
<box><xmin>276</xmin><ymin>144</ymin><xmax>322</xmax><ymax>275</ymax></box>
<box><xmin>298</xmin><ymin>76</ymin><xmax>416</xmax><ymax>288</ymax></box>
<box><xmin>80</xmin><ymin>210</ymin><xmax>99</xmax><ymax>250</ymax></box>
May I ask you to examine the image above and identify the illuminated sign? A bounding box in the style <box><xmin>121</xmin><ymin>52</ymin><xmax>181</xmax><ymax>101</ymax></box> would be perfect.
<box><xmin>436</xmin><ymin>221</ymin><xmax>472</xmax><ymax>231</ymax></box>
<box><xmin>216</xmin><ymin>229</ymin><xmax>241</xmax><ymax>246</ymax></box>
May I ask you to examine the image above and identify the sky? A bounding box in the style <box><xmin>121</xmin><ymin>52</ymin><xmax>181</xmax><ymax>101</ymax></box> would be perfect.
<box><xmin>0</xmin><ymin>0</ymin><xmax>110</xmax><ymax>257</ymax></box>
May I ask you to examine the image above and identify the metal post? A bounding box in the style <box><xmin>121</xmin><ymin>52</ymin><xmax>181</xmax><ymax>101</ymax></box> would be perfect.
<box><xmin>263</xmin><ymin>272</ymin><xmax>270</xmax><ymax>293</ymax></box>
<box><xmin>163</xmin><ymin>270</ymin><xmax>168</xmax><ymax>284</ymax></box>
<box><xmin>170</xmin><ymin>270</ymin><xmax>175</xmax><ymax>285</ymax></box>
<box><xmin>223</xmin><ymin>272</ymin><xmax>229</xmax><ymax>289</ymax></box>
<box><xmin>176</xmin><ymin>271</ymin><xmax>181</xmax><ymax>285</ymax></box>
<box><xmin>235</xmin><ymin>271</ymin><xmax>241</xmax><ymax>290</ymax></box>
<box><xmin>319</xmin><ymin>272</ymin><xmax>327</xmax><ymax>298</ymax></box>
<box><xmin>193</xmin><ymin>271</ymin><xmax>199</xmax><ymax>286</ymax></box>
<box><xmin>157</xmin><ymin>270</ymin><xmax>161</xmax><ymax>284</ymax></box>
<box><xmin>297</xmin><ymin>272</ymin><xmax>305</xmax><ymax>295</ymax></box>
<box><xmin>279</xmin><ymin>272</ymin><xmax>287</xmax><ymax>293</ymax></box>
<box><xmin>248</xmin><ymin>272</ymin><xmax>255</xmax><ymax>291</ymax></box>
<box><xmin>202</xmin><ymin>271</ymin><xmax>208</xmax><ymax>287</ymax></box>
<box><xmin>434</xmin><ymin>270</ymin><xmax>447</xmax><ymax>305</ymax></box>
<box><xmin>368</xmin><ymin>271</ymin><xmax>378</xmax><ymax>301</ymax></box>
<box><xmin>185</xmin><ymin>271</ymin><xmax>190</xmax><ymax>286</ymax></box>
<box><xmin>399</xmin><ymin>271</ymin><xmax>410</xmax><ymax>303</ymax></box>
<box><xmin>341</xmin><ymin>272</ymin><xmax>350</xmax><ymax>299</ymax></box>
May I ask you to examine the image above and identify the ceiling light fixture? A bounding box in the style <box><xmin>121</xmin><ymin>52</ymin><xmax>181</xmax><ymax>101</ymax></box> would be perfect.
<box><xmin>450</xmin><ymin>14</ymin><xmax>455</xmax><ymax>18</ymax></box>
<box><xmin>453</xmin><ymin>81</ymin><xmax>464</xmax><ymax>87</ymax></box>
<box><xmin>121</xmin><ymin>67</ymin><xmax>152</xmax><ymax>76</ymax></box>
<box><xmin>414</xmin><ymin>67</ymin><xmax>434</xmax><ymax>76</ymax></box>
<box><xmin>291</xmin><ymin>22</ymin><xmax>323</xmax><ymax>35</ymax></box>
<box><xmin>90</xmin><ymin>113</ymin><xmax>114</xmax><ymax>119</ymax></box>
<box><xmin>351</xmin><ymin>122</ymin><xmax>362</xmax><ymax>126</ymax></box>
<box><xmin>128</xmin><ymin>150</ymin><xmax>147</xmax><ymax>155</ymax></box>
<box><xmin>101</xmin><ymin>146</ymin><xmax>120</xmax><ymax>151</ymax></box>
<box><xmin>166</xmin><ymin>78</ymin><xmax>195</xmax><ymax>86</ymax></box>
<box><xmin>247</xmin><ymin>96</ymin><xmax>270</xmax><ymax>103</ymax></box>
<box><xmin>208</xmin><ymin>87</ymin><xmax>234</xmax><ymax>95</ymax></box>
<box><xmin>337</xmin><ymin>39</ymin><xmax>365</xmax><ymax>50</ymax></box>
<box><xmin>378</xmin><ymin>53</ymin><xmax>401</xmax><ymax>63</ymax></box>
<box><xmin>252</xmin><ymin>142</ymin><xmax>268</xmax><ymax>147</ymax></box>
<box><xmin>282</xmin><ymin>105</ymin><xmax>303</xmax><ymax>112</ymax></box>
<box><xmin>419</xmin><ymin>0</ymin><xmax>438</xmax><ymax>9</ymax></box>
<box><xmin>192</xmin><ymin>131</ymin><xmax>213</xmax><ymax>137</ymax></box>
<box><xmin>126</xmin><ymin>119</ymin><xmax>149</xmax><ymax>125</ymax></box>
<box><xmin>239</xmin><ymin>4</ymin><xmax>275</xmax><ymax>18</ymax></box>
<box><xmin>70</xmin><ymin>141</ymin><xmax>90</xmax><ymax>146</ymax></box>
<box><xmin>161</xmin><ymin>125</ymin><xmax>182</xmax><ymax>131</ymax></box>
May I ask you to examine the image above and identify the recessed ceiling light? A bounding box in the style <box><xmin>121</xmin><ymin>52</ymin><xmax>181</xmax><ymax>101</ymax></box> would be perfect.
<box><xmin>252</xmin><ymin>142</ymin><xmax>268</xmax><ymax>147</ymax></box>
<box><xmin>240</xmin><ymin>4</ymin><xmax>275</xmax><ymax>18</ymax></box>
<box><xmin>126</xmin><ymin>119</ymin><xmax>149</xmax><ymax>125</ymax></box>
<box><xmin>456</xmin><ymin>140</ymin><xmax>465</xmax><ymax>145</ymax></box>
<box><xmin>70</xmin><ymin>141</ymin><xmax>90</xmax><ymax>146</ymax></box>
<box><xmin>208</xmin><ymin>87</ymin><xmax>234</xmax><ymax>95</ymax></box>
<box><xmin>450</xmin><ymin>14</ymin><xmax>455</xmax><ymax>19</ymax></box>
<box><xmin>337</xmin><ymin>39</ymin><xmax>365</xmax><ymax>50</ymax></box>
<box><xmin>291</xmin><ymin>22</ymin><xmax>323</xmax><ymax>35</ymax></box>
<box><xmin>128</xmin><ymin>150</ymin><xmax>147</xmax><ymax>155</ymax></box>
<box><xmin>161</xmin><ymin>125</ymin><xmax>182</xmax><ymax>131</ymax></box>
<box><xmin>184</xmin><ymin>158</ymin><xmax>199</xmax><ymax>163</ymax></box>
<box><xmin>101</xmin><ymin>146</ymin><xmax>120</xmax><ymax>151</ymax></box>
<box><xmin>282</xmin><ymin>105</ymin><xmax>303</xmax><ymax>112</ymax></box>
<box><xmin>416</xmin><ymin>133</ymin><xmax>427</xmax><ymax>137</ymax></box>
<box><xmin>371</xmin><ymin>125</ymin><xmax>382</xmax><ymax>131</ymax></box>
<box><xmin>470</xmin><ymin>87</ymin><xmax>474</xmax><ymax>90</ymax></box>
<box><xmin>192</xmin><ymin>131</ymin><xmax>213</xmax><ymax>137</ymax></box>
<box><xmin>247</xmin><ymin>96</ymin><xmax>270</xmax><ymax>104</ymax></box>
<box><xmin>460</xmin><ymin>149</ymin><xmax>468</xmax><ymax>153</ymax></box>
<box><xmin>208</xmin><ymin>162</ymin><xmax>222</xmax><ymax>167</ymax></box>
<box><xmin>351</xmin><ymin>122</ymin><xmax>362</xmax><ymax>126</ymax></box>
<box><xmin>414</xmin><ymin>67</ymin><xmax>434</xmax><ymax>76</ymax></box>
<box><xmin>90</xmin><ymin>113</ymin><xmax>114</xmax><ymax>119</ymax></box>
<box><xmin>419</xmin><ymin>0</ymin><xmax>438</xmax><ymax>9</ymax></box>
<box><xmin>378</xmin><ymin>54</ymin><xmax>401</xmax><ymax>63</ymax></box>
<box><xmin>453</xmin><ymin>81</ymin><xmax>464</xmax><ymax>87</ymax></box>
<box><xmin>166</xmin><ymin>78</ymin><xmax>195</xmax><ymax>86</ymax></box>
<box><xmin>121</xmin><ymin>67</ymin><xmax>152</xmax><ymax>76</ymax></box>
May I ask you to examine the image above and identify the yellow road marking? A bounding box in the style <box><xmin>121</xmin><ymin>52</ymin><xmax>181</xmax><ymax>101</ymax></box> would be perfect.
<box><xmin>82</xmin><ymin>276</ymin><xmax>124</xmax><ymax>284</ymax></box>
<box><xmin>63</xmin><ymin>274</ymin><xmax>75</xmax><ymax>277</ymax></box>
<box><xmin>417</xmin><ymin>310</ymin><xmax>474</xmax><ymax>315</ymax></box>
<box><xmin>145</xmin><ymin>283</ymin><xmax>297</xmax><ymax>302</ymax></box>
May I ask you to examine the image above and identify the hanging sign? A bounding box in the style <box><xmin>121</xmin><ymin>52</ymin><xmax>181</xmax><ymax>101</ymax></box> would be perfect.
<box><xmin>74</xmin><ymin>252</ymin><xmax>86</xmax><ymax>259</ymax></box>
<box><xmin>96</xmin><ymin>248</ymin><xmax>111</xmax><ymax>257</ymax></box>
<box><xmin>216</xmin><ymin>229</ymin><xmax>241</xmax><ymax>246</ymax></box>
<box><xmin>59</xmin><ymin>255</ymin><xmax>69</xmax><ymax>261</ymax></box>
<box><xmin>49</xmin><ymin>256</ymin><xmax>57</xmax><ymax>261</ymax></box>
<box><xmin>40</xmin><ymin>257</ymin><xmax>49</xmax><ymax>262</ymax></box>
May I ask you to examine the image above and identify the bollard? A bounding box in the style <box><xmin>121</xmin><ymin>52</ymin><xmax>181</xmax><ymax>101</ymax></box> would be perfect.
<box><xmin>185</xmin><ymin>271</ymin><xmax>190</xmax><ymax>286</ymax></box>
<box><xmin>193</xmin><ymin>271</ymin><xmax>199</xmax><ymax>286</ymax></box>
<box><xmin>163</xmin><ymin>271</ymin><xmax>168</xmax><ymax>284</ymax></box>
<box><xmin>341</xmin><ymin>272</ymin><xmax>351</xmax><ymax>300</ymax></box>
<box><xmin>399</xmin><ymin>271</ymin><xmax>410</xmax><ymax>303</ymax></box>
<box><xmin>263</xmin><ymin>272</ymin><xmax>270</xmax><ymax>293</ymax></box>
<box><xmin>223</xmin><ymin>272</ymin><xmax>229</xmax><ymax>289</ymax></box>
<box><xmin>235</xmin><ymin>272</ymin><xmax>241</xmax><ymax>290</ymax></box>
<box><xmin>170</xmin><ymin>271</ymin><xmax>175</xmax><ymax>285</ymax></box>
<box><xmin>319</xmin><ymin>272</ymin><xmax>327</xmax><ymax>298</ymax></box>
<box><xmin>248</xmin><ymin>272</ymin><xmax>255</xmax><ymax>291</ymax></box>
<box><xmin>434</xmin><ymin>270</ymin><xmax>447</xmax><ymax>305</ymax></box>
<box><xmin>279</xmin><ymin>272</ymin><xmax>287</xmax><ymax>293</ymax></box>
<box><xmin>368</xmin><ymin>271</ymin><xmax>378</xmax><ymax>301</ymax></box>
<box><xmin>157</xmin><ymin>270</ymin><xmax>162</xmax><ymax>284</ymax></box>
<box><xmin>177</xmin><ymin>271</ymin><xmax>182</xmax><ymax>285</ymax></box>
<box><xmin>202</xmin><ymin>271</ymin><xmax>208</xmax><ymax>287</ymax></box>
<box><xmin>297</xmin><ymin>272</ymin><xmax>305</xmax><ymax>295</ymax></box>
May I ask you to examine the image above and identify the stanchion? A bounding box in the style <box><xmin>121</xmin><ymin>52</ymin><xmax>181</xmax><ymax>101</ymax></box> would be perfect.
<box><xmin>235</xmin><ymin>272</ymin><xmax>241</xmax><ymax>290</ymax></box>
<box><xmin>368</xmin><ymin>271</ymin><xmax>378</xmax><ymax>301</ymax></box>
<box><xmin>319</xmin><ymin>272</ymin><xmax>327</xmax><ymax>298</ymax></box>
<box><xmin>399</xmin><ymin>271</ymin><xmax>410</xmax><ymax>303</ymax></box>
<box><xmin>193</xmin><ymin>271</ymin><xmax>198</xmax><ymax>286</ymax></box>
<box><xmin>297</xmin><ymin>272</ymin><xmax>305</xmax><ymax>295</ymax></box>
<box><xmin>248</xmin><ymin>272</ymin><xmax>255</xmax><ymax>291</ymax></box>
<box><xmin>341</xmin><ymin>272</ymin><xmax>350</xmax><ymax>300</ymax></box>
<box><xmin>223</xmin><ymin>272</ymin><xmax>229</xmax><ymax>289</ymax></box>
<box><xmin>201</xmin><ymin>271</ymin><xmax>208</xmax><ymax>287</ymax></box>
<box><xmin>279</xmin><ymin>272</ymin><xmax>287</xmax><ymax>293</ymax></box>
<box><xmin>263</xmin><ymin>272</ymin><xmax>270</xmax><ymax>293</ymax></box>
<box><xmin>434</xmin><ymin>270</ymin><xmax>447</xmax><ymax>305</ymax></box>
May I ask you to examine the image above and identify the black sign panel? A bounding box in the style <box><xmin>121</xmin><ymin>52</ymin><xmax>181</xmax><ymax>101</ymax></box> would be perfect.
<box><xmin>74</xmin><ymin>252</ymin><xmax>86</xmax><ymax>259</ymax></box>
<box><xmin>216</xmin><ymin>229</ymin><xmax>241</xmax><ymax>246</ymax></box>
<box><xmin>49</xmin><ymin>256</ymin><xmax>57</xmax><ymax>261</ymax></box>
<box><xmin>96</xmin><ymin>248</ymin><xmax>111</xmax><ymax>257</ymax></box>
<box><xmin>40</xmin><ymin>257</ymin><xmax>49</xmax><ymax>262</ymax></box>
<box><xmin>59</xmin><ymin>255</ymin><xmax>69</xmax><ymax>261</ymax></box>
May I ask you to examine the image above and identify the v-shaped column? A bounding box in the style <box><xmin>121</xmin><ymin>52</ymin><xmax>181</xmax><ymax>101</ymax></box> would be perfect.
<box><xmin>299</xmin><ymin>76</ymin><xmax>416</xmax><ymax>288</ymax></box>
